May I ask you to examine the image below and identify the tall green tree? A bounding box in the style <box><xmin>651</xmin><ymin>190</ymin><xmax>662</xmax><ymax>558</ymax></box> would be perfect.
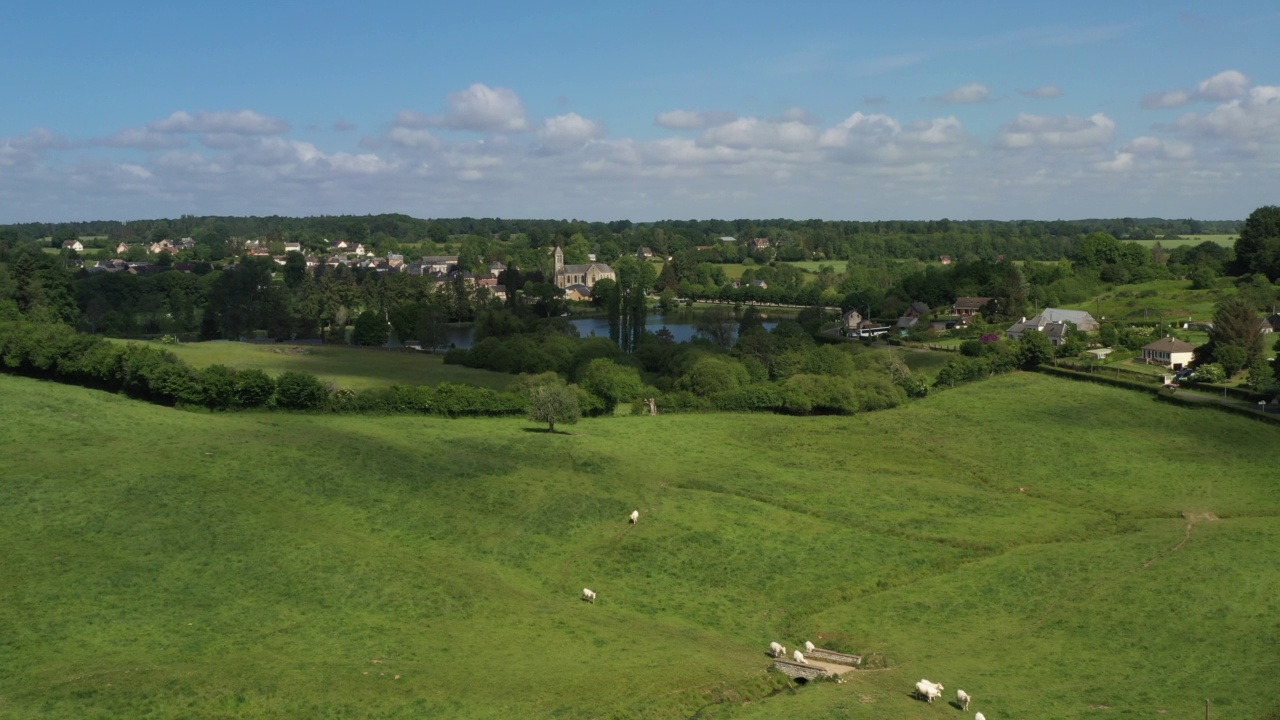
<box><xmin>1210</xmin><ymin>296</ymin><xmax>1265</xmax><ymax>363</ymax></box>
<box><xmin>1233</xmin><ymin>205</ymin><xmax>1280</xmax><ymax>280</ymax></box>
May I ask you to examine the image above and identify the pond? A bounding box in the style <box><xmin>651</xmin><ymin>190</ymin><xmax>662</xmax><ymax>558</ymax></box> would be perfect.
<box><xmin>442</xmin><ymin>313</ymin><xmax>782</xmax><ymax>349</ymax></box>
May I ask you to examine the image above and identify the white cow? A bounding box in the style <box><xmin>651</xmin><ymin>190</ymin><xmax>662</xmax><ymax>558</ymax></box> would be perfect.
<box><xmin>768</xmin><ymin>641</ymin><xmax>786</xmax><ymax>658</ymax></box>
<box><xmin>804</xmin><ymin>640</ymin><xmax>815</xmax><ymax>652</ymax></box>
<box><xmin>792</xmin><ymin>650</ymin><xmax>808</xmax><ymax>664</ymax></box>
<box><xmin>915</xmin><ymin>679</ymin><xmax>943</xmax><ymax>702</ymax></box>
<box><xmin>957</xmin><ymin>690</ymin><xmax>971</xmax><ymax>710</ymax></box>
<box><xmin>629</xmin><ymin>510</ymin><xmax>639</xmax><ymax>524</ymax></box>
<box><xmin>581</xmin><ymin>588</ymin><xmax>596</xmax><ymax>603</ymax></box>
<box><xmin>975</xmin><ymin>713</ymin><xmax>986</xmax><ymax>720</ymax></box>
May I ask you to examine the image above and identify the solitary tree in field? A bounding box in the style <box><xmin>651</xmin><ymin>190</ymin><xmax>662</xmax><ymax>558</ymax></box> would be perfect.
<box><xmin>528</xmin><ymin>382</ymin><xmax>581</xmax><ymax>433</ymax></box>
<box><xmin>1210</xmin><ymin>297</ymin><xmax>1264</xmax><ymax>363</ymax></box>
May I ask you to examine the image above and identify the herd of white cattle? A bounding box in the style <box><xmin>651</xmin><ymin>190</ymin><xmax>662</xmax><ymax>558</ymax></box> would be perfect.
<box><xmin>579</xmin><ymin>510</ymin><xmax>642</xmax><ymax>606</ymax></box>
<box><xmin>585</xmin><ymin>513</ymin><xmax>992</xmax><ymax>716</ymax></box>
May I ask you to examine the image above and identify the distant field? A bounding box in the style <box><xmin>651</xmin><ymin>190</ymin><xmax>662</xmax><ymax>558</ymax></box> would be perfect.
<box><xmin>2</xmin><ymin>372</ymin><xmax>1276</xmax><ymax>719</ymax></box>
<box><xmin>1126</xmin><ymin>234</ymin><xmax>1236</xmax><ymax>249</ymax></box>
<box><xmin>109</xmin><ymin>339</ymin><xmax>513</xmax><ymax>390</ymax></box>
<box><xmin>1064</xmin><ymin>278</ymin><xmax>1234</xmax><ymax>323</ymax></box>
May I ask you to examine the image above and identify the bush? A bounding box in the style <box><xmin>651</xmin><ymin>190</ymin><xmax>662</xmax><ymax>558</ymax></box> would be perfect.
<box><xmin>711</xmin><ymin>384</ymin><xmax>784</xmax><ymax>412</ymax></box>
<box><xmin>235</xmin><ymin>369</ymin><xmax>276</xmax><ymax>407</ymax></box>
<box><xmin>275</xmin><ymin>371</ymin><xmax>329</xmax><ymax>410</ymax></box>
<box><xmin>1191</xmin><ymin>363</ymin><xmax>1226</xmax><ymax>383</ymax></box>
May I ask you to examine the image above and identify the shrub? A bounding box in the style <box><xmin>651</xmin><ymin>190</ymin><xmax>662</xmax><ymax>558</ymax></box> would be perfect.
<box><xmin>711</xmin><ymin>384</ymin><xmax>784</xmax><ymax>412</ymax></box>
<box><xmin>200</xmin><ymin>364</ymin><xmax>239</xmax><ymax>409</ymax></box>
<box><xmin>275</xmin><ymin>371</ymin><xmax>329</xmax><ymax>410</ymax></box>
<box><xmin>1192</xmin><ymin>363</ymin><xmax>1226</xmax><ymax>383</ymax></box>
<box><xmin>234</xmin><ymin>369</ymin><xmax>276</xmax><ymax>407</ymax></box>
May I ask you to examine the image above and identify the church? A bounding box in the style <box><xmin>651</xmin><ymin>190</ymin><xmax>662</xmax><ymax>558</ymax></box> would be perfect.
<box><xmin>553</xmin><ymin>246</ymin><xmax>615</xmax><ymax>290</ymax></box>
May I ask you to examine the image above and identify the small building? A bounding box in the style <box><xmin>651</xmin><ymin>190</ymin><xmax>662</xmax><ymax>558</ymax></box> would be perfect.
<box><xmin>952</xmin><ymin>296</ymin><xmax>993</xmax><ymax>319</ymax></box>
<box><xmin>1142</xmin><ymin>337</ymin><xmax>1195</xmax><ymax>370</ymax></box>
<box><xmin>636</xmin><ymin>247</ymin><xmax>654</xmax><ymax>259</ymax></box>
<box><xmin>283</xmin><ymin>242</ymin><xmax>302</xmax><ymax>253</ymax></box>
<box><xmin>939</xmin><ymin>255</ymin><xmax>953</xmax><ymax>265</ymax></box>
<box><xmin>114</xmin><ymin>242</ymin><xmax>130</xmax><ymax>255</ymax></box>
<box><xmin>1086</xmin><ymin>347</ymin><xmax>1114</xmax><ymax>360</ymax></box>
<box><xmin>421</xmin><ymin>255</ymin><xmax>460</xmax><ymax>274</ymax></box>
<box><xmin>748</xmin><ymin>237</ymin><xmax>770</xmax><ymax>250</ymax></box>
<box><xmin>1266</xmin><ymin>313</ymin><xmax>1280</xmax><ymax>333</ymax></box>
<box><xmin>840</xmin><ymin>309</ymin><xmax>863</xmax><ymax>334</ymax></box>
<box><xmin>488</xmin><ymin>261</ymin><xmax>507</xmax><ymax>278</ymax></box>
<box><xmin>718</xmin><ymin>236</ymin><xmax>737</xmax><ymax>244</ymax></box>
<box><xmin>563</xmin><ymin>283</ymin><xmax>592</xmax><ymax>302</ymax></box>
<box><xmin>61</xmin><ymin>239</ymin><xmax>84</xmax><ymax>252</ymax></box>
<box><xmin>903</xmin><ymin>301</ymin><xmax>930</xmax><ymax>319</ymax></box>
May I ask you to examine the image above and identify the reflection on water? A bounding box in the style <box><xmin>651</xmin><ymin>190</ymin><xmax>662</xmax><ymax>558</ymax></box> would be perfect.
<box><xmin>444</xmin><ymin>314</ymin><xmax>782</xmax><ymax>349</ymax></box>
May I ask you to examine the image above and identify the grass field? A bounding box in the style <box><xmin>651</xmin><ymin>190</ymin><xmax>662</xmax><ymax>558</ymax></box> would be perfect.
<box><xmin>1064</xmin><ymin>278</ymin><xmax>1235</xmax><ymax>323</ymax></box>
<box><xmin>109</xmin><ymin>339</ymin><xmax>513</xmax><ymax>390</ymax></box>
<box><xmin>1</xmin><ymin>373</ymin><xmax>1277</xmax><ymax>719</ymax></box>
<box><xmin>1125</xmin><ymin>234</ymin><xmax>1236</xmax><ymax>249</ymax></box>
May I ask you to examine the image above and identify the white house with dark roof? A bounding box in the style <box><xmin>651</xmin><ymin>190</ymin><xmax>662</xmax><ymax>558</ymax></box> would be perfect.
<box><xmin>1142</xmin><ymin>337</ymin><xmax>1195</xmax><ymax>370</ymax></box>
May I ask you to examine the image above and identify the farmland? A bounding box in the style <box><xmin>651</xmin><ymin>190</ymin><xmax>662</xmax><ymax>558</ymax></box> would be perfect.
<box><xmin>1063</xmin><ymin>278</ymin><xmax>1235</xmax><ymax>323</ymax></box>
<box><xmin>1125</xmin><ymin>234</ymin><xmax>1237</xmax><ymax>249</ymax></box>
<box><xmin>106</xmin><ymin>339</ymin><xmax>513</xmax><ymax>390</ymax></box>
<box><xmin>0</xmin><ymin>373</ymin><xmax>1277</xmax><ymax>719</ymax></box>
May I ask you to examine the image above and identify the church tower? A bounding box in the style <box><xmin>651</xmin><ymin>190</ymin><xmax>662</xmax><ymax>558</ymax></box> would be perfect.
<box><xmin>553</xmin><ymin>246</ymin><xmax>564</xmax><ymax>286</ymax></box>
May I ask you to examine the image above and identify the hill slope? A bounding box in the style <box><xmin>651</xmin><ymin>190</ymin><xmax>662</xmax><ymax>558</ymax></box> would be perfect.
<box><xmin>0</xmin><ymin>373</ymin><xmax>1275</xmax><ymax>719</ymax></box>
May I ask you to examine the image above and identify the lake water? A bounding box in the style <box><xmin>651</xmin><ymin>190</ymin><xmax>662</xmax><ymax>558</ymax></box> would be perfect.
<box><xmin>443</xmin><ymin>314</ymin><xmax>780</xmax><ymax>349</ymax></box>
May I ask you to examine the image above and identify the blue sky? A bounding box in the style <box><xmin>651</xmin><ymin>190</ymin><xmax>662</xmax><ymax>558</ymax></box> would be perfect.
<box><xmin>3</xmin><ymin>0</ymin><xmax>1279</xmax><ymax>222</ymax></box>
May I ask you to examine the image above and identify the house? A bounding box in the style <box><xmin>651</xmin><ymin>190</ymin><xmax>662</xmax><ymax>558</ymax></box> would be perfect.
<box><xmin>1142</xmin><ymin>337</ymin><xmax>1195</xmax><ymax>370</ymax></box>
<box><xmin>748</xmin><ymin>237</ymin><xmax>770</xmax><ymax>250</ymax></box>
<box><xmin>149</xmin><ymin>240</ymin><xmax>175</xmax><ymax>254</ymax></box>
<box><xmin>840</xmin><ymin>309</ymin><xmax>863</xmax><ymax>334</ymax></box>
<box><xmin>1007</xmin><ymin>308</ymin><xmax>1100</xmax><ymax>345</ymax></box>
<box><xmin>1259</xmin><ymin>317</ymin><xmax>1276</xmax><ymax>335</ymax></box>
<box><xmin>114</xmin><ymin>242</ymin><xmax>130</xmax><ymax>255</ymax></box>
<box><xmin>939</xmin><ymin>255</ymin><xmax>953</xmax><ymax>265</ymax></box>
<box><xmin>553</xmin><ymin>246</ymin><xmax>615</xmax><ymax>290</ymax></box>
<box><xmin>903</xmin><ymin>301</ymin><xmax>931</xmax><ymax>318</ymax></box>
<box><xmin>421</xmin><ymin>255</ymin><xmax>459</xmax><ymax>274</ymax></box>
<box><xmin>176</xmin><ymin>237</ymin><xmax>196</xmax><ymax>250</ymax></box>
<box><xmin>718</xmin><ymin>236</ymin><xmax>737</xmax><ymax>244</ymax></box>
<box><xmin>488</xmin><ymin>261</ymin><xmax>507</xmax><ymax>278</ymax></box>
<box><xmin>283</xmin><ymin>242</ymin><xmax>302</xmax><ymax>253</ymax></box>
<box><xmin>894</xmin><ymin>315</ymin><xmax>920</xmax><ymax>330</ymax></box>
<box><xmin>749</xmin><ymin>279</ymin><xmax>768</xmax><ymax>289</ymax></box>
<box><xmin>1266</xmin><ymin>313</ymin><xmax>1280</xmax><ymax>333</ymax></box>
<box><xmin>635</xmin><ymin>247</ymin><xmax>654</xmax><ymax>259</ymax></box>
<box><xmin>328</xmin><ymin>239</ymin><xmax>350</xmax><ymax>251</ymax></box>
<box><xmin>490</xmin><ymin>284</ymin><xmax>508</xmax><ymax>302</ymax></box>
<box><xmin>952</xmin><ymin>296</ymin><xmax>993</xmax><ymax>319</ymax></box>
<box><xmin>61</xmin><ymin>239</ymin><xmax>84</xmax><ymax>252</ymax></box>
<box><xmin>563</xmin><ymin>283</ymin><xmax>592</xmax><ymax>301</ymax></box>
<box><xmin>1086</xmin><ymin>347</ymin><xmax>1114</xmax><ymax>360</ymax></box>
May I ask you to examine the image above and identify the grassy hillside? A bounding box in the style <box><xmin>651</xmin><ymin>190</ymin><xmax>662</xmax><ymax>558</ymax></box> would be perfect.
<box><xmin>0</xmin><ymin>373</ymin><xmax>1276</xmax><ymax>719</ymax></box>
<box><xmin>1126</xmin><ymin>234</ymin><xmax>1236</xmax><ymax>249</ymax></box>
<box><xmin>1063</xmin><ymin>278</ymin><xmax>1235</xmax><ymax>323</ymax></box>
<box><xmin>108</xmin><ymin>339</ymin><xmax>513</xmax><ymax>390</ymax></box>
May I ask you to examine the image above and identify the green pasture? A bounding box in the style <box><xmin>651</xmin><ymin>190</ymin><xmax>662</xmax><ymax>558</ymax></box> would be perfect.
<box><xmin>1064</xmin><ymin>278</ymin><xmax>1234</xmax><ymax>323</ymax></box>
<box><xmin>0</xmin><ymin>373</ymin><xmax>1277</xmax><ymax>719</ymax></box>
<box><xmin>1125</xmin><ymin>234</ymin><xmax>1236</xmax><ymax>249</ymax></box>
<box><xmin>107</xmin><ymin>339</ymin><xmax>513</xmax><ymax>390</ymax></box>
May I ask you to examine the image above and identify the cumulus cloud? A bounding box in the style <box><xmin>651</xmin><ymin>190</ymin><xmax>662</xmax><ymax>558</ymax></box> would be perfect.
<box><xmin>996</xmin><ymin>112</ymin><xmax>1115</xmax><ymax>149</ymax></box>
<box><xmin>536</xmin><ymin>113</ymin><xmax>605</xmax><ymax>155</ymax></box>
<box><xmin>654</xmin><ymin>109</ymin><xmax>737</xmax><ymax>129</ymax></box>
<box><xmin>387</xmin><ymin>126</ymin><xmax>440</xmax><ymax>150</ymax></box>
<box><xmin>1174</xmin><ymin>85</ymin><xmax>1280</xmax><ymax>143</ymax></box>
<box><xmin>149</xmin><ymin>109</ymin><xmax>290</xmax><ymax>135</ymax></box>
<box><xmin>428</xmin><ymin>83</ymin><xmax>529</xmax><ymax>132</ymax></box>
<box><xmin>1197</xmin><ymin>70</ymin><xmax>1250</xmax><ymax>101</ymax></box>
<box><xmin>933</xmin><ymin>83</ymin><xmax>991</xmax><ymax>104</ymax></box>
<box><xmin>1019</xmin><ymin>85</ymin><xmax>1063</xmax><ymax>99</ymax></box>
<box><xmin>1141</xmin><ymin>90</ymin><xmax>1191</xmax><ymax>109</ymax></box>
<box><xmin>697</xmin><ymin>117</ymin><xmax>820</xmax><ymax>152</ymax></box>
<box><xmin>1096</xmin><ymin>136</ymin><xmax>1195</xmax><ymax>173</ymax></box>
<box><xmin>99</xmin><ymin>126</ymin><xmax>189</xmax><ymax>150</ymax></box>
<box><xmin>1143</xmin><ymin>70</ymin><xmax>1252</xmax><ymax>110</ymax></box>
<box><xmin>818</xmin><ymin>112</ymin><xmax>969</xmax><ymax>166</ymax></box>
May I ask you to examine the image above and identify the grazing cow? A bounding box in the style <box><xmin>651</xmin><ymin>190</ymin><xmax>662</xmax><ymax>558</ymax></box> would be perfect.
<box><xmin>768</xmin><ymin>641</ymin><xmax>786</xmax><ymax>658</ymax></box>
<box><xmin>792</xmin><ymin>650</ymin><xmax>807</xmax><ymax>664</ymax></box>
<box><xmin>629</xmin><ymin>510</ymin><xmax>639</xmax><ymax>524</ymax></box>
<box><xmin>975</xmin><ymin>714</ymin><xmax>986</xmax><ymax>720</ymax></box>
<box><xmin>915</xmin><ymin>679</ymin><xmax>943</xmax><ymax>702</ymax></box>
<box><xmin>581</xmin><ymin>588</ymin><xmax>596</xmax><ymax>603</ymax></box>
<box><xmin>804</xmin><ymin>641</ymin><xmax>815</xmax><ymax>652</ymax></box>
<box><xmin>957</xmin><ymin>690</ymin><xmax>971</xmax><ymax>711</ymax></box>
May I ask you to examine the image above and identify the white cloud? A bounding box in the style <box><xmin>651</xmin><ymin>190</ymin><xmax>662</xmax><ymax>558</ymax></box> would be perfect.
<box><xmin>100</xmin><ymin>127</ymin><xmax>189</xmax><ymax>150</ymax></box>
<box><xmin>1141</xmin><ymin>90</ymin><xmax>1190</xmax><ymax>109</ymax></box>
<box><xmin>1196</xmin><ymin>70</ymin><xmax>1250</xmax><ymax>101</ymax></box>
<box><xmin>536</xmin><ymin>113</ymin><xmax>605</xmax><ymax>155</ymax></box>
<box><xmin>698</xmin><ymin>117</ymin><xmax>820</xmax><ymax>152</ymax></box>
<box><xmin>387</xmin><ymin>126</ymin><xmax>440</xmax><ymax>150</ymax></box>
<box><xmin>1174</xmin><ymin>85</ymin><xmax>1280</xmax><ymax>143</ymax></box>
<box><xmin>820</xmin><ymin>112</ymin><xmax>969</xmax><ymax>165</ymax></box>
<box><xmin>429</xmin><ymin>83</ymin><xmax>529</xmax><ymax>132</ymax></box>
<box><xmin>0</xmin><ymin>128</ymin><xmax>68</xmax><ymax>166</ymax></box>
<box><xmin>996</xmin><ymin>112</ymin><xmax>1115</xmax><ymax>149</ymax></box>
<box><xmin>654</xmin><ymin>109</ymin><xmax>737</xmax><ymax>129</ymax></box>
<box><xmin>394</xmin><ymin>110</ymin><xmax>429</xmax><ymax>128</ymax></box>
<box><xmin>1019</xmin><ymin>85</ymin><xmax>1063</xmax><ymax>99</ymax></box>
<box><xmin>149</xmin><ymin>109</ymin><xmax>289</xmax><ymax>135</ymax></box>
<box><xmin>933</xmin><ymin>83</ymin><xmax>991</xmax><ymax>104</ymax></box>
